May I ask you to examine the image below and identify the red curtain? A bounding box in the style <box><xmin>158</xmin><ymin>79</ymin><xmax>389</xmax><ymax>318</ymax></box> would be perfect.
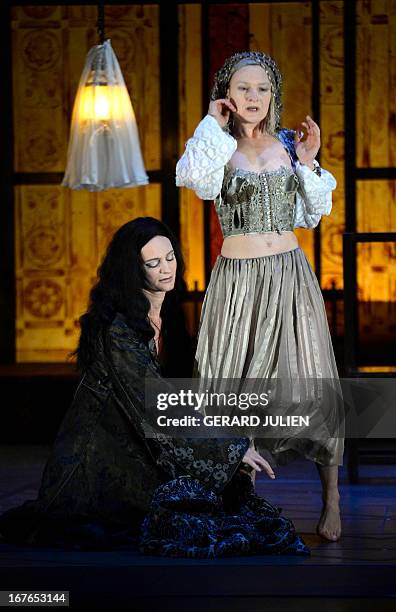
<box><xmin>207</xmin><ymin>4</ymin><xmax>249</xmax><ymax>269</ymax></box>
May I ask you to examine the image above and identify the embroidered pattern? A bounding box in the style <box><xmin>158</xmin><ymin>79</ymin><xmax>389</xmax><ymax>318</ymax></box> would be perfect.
<box><xmin>140</xmin><ymin>472</ymin><xmax>310</xmax><ymax>558</ymax></box>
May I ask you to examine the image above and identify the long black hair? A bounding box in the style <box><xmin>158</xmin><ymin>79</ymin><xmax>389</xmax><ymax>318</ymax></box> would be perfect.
<box><xmin>75</xmin><ymin>216</ymin><xmax>191</xmax><ymax>374</ymax></box>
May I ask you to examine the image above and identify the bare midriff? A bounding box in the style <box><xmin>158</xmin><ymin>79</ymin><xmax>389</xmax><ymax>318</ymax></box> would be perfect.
<box><xmin>221</xmin><ymin>231</ymin><xmax>299</xmax><ymax>259</ymax></box>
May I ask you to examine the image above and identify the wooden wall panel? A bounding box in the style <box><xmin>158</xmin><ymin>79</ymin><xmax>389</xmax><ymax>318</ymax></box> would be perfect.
<box><xmin>15</xmin><ymin>185</ymin><xmax>83</xmax><ymax>362</ymax></box>
<box><xmin>250</xmin><ymin>2</ymin><xmax>315</xmax><ymax>269</ymax></box>
<box><xmin>12</xmin><ymin>6</ymin><xmax>161</xmax><ymax>362</ymax></box>
<box><xmin>357</xmin><ymin>180</ymin><xmax>396</xmax><ymax>235</ymax></box>
<box><xmin>357</xmin><ymin>241</ymin><xmax>396</xmax><ymax>345</ymax></box>
<box><xmin>178</xmin><ymin>4</ymin><xmax>205</xmax><ymax>291</ymax></box>
<box><xmin>12</xmin><ymin>9</ymin><xmax>67</xmax><ymax>171</ymax></box>
<box><xmin>16</xmin><ymin>184</ymin><xmax>161</xmax><ymax>362</ymax></box>
<box><xmin>356</xmin><ymin>0</ymin><xmax>396</xmax><ymax>168</ymax></box>
<box><xmin>357</xmin><ymin>240</ymin><xmax>396</xmax><ymax>303</ymax></box>
<box><xmin>355</xmin><ymin>0</ymin><xmax>396</xmax><ymax>340</ymax></box>
<box><xmin>356</xmin><ymin>180</ymin><xmax>396</xmax><ymax>307</ymax></box>
<box><xmin>355</xmin><ymin>0</ymin><xmax>396</xmax><ymax>246</ymax></box>
<box><xmin>320</xmin><ymin>1</ymin><xmax>345</xmax><ymax>290</ymax></box>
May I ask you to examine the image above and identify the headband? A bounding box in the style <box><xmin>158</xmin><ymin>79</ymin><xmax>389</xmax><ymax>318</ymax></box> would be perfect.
<box><xmin>210</xmin><ymin>51</ymin><xmax>283</xmax><ymax>131</ymax></box>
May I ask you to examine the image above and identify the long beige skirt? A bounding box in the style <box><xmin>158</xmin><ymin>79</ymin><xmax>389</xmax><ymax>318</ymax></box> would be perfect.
<box><xmin>195</xmin><ymin>247</ymin><xmax>344</xmax><ymax>467</ymax></box>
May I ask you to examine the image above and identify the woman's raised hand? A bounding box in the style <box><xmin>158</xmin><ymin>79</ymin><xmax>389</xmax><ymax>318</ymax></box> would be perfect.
<box><xmin>295</xmin><ymin>115</ymin><xmax>321</xmax><ymax>169</ymax></box>
<box><xmin>208</xmin><ymin>98</ymin><xmax>237</xmax><ymax>129</ymax></box>
<box><xmin>242</xmin><ymin>447</ymin><xmax>276</xmax><ymax>479</ymax></box>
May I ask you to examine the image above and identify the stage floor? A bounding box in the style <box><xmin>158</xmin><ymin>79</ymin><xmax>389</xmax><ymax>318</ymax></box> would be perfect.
<box><xmin>0</xmin><ymin>445</ymin><xmax>395</xmax><ymax>610</ymax></box>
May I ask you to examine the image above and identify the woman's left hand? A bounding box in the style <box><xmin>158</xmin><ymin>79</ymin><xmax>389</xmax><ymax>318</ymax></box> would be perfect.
<box><xmin>295</xmin><ymin>115</ymin><xmax>321</xmax><ymax>169</ymax></box>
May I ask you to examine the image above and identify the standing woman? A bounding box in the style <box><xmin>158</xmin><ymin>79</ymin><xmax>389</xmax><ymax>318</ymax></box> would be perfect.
<box><xmin>176</xmin><ymin>51</ymin><xmax>344</xmax><ymax>541</ymax></box>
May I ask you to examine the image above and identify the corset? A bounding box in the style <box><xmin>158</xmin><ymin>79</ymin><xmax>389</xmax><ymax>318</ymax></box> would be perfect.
<box><xmin>215</xmin><ymin>165</ymin><xmax>299</xmax><ymax>238</ymax></box>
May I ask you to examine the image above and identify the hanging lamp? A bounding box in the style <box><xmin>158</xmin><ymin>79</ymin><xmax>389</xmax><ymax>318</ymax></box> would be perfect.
<box><xmin>62</xmin><ymin>1</ymin><xmax>148</xmax><ymax>191</ymax></box>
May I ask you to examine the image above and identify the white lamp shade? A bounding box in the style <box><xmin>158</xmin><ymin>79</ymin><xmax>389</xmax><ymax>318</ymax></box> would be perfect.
<box><xmin>62</xmin><ymin>40</ymin><xmax>149</xmax><ymax>191</ymax></box>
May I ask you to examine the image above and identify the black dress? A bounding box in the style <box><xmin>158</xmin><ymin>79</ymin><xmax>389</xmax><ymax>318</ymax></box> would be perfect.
<box><xmin>0</xmin><ymin>314</ymin><xmax>309</xmax><ymax>556</ymax></box>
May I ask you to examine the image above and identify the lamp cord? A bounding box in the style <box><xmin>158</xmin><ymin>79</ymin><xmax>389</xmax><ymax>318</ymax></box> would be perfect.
<box><xmin>97</xmin><ymin>0</ymin><xmax>105</xmax><ymax>45</ymax></box>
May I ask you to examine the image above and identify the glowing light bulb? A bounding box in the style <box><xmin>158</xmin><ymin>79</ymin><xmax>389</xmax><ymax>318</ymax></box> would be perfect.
<box><xmin>76</xmin><ymin>84</ymin><xmax>130</xmax><ymax>123</ymax></box>
<box><xmin>93</xmin><ymin>87</ymin><xmax>111</xmax><ymax>120</ymax></box>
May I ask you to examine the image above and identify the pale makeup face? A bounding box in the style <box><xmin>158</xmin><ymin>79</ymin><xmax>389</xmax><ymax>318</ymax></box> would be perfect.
<box><xmin>227</xmin><ymin>64</ymin><xmax>272</xmax><ymax>127</ymax></box>
<box><xmin>141</xmin><ymin>236</ymin><xmax>177</xmax><ymax>292</ymax></box>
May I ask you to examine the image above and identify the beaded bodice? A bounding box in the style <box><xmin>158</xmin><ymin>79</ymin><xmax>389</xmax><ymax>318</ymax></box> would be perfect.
<box><xmin>214</xmin><ymin>164</ymin><xmax>299</xmax><ymax>238</ymax></box>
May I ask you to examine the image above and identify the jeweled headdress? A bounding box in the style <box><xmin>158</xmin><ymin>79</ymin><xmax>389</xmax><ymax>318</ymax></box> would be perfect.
<box><xmin>210</xmin><ymin>51</ymin><xmax>283</xmax><ymax>132</ymax></box>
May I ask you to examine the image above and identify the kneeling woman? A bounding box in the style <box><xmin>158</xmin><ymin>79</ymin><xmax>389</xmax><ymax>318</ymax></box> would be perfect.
<box><xmin>0</xmin><ymin>217</ymin><xmax>308</xmax><ymax>557</ymax></box>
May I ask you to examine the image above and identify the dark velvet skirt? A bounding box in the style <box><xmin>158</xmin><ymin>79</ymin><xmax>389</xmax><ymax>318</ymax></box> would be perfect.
<box><xmin>140</xmin><ymin>471</ymin><xmax>309</xmax><ymax>558</ymax></box>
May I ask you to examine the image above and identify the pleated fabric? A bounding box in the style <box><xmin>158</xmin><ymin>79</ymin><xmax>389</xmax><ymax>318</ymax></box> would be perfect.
<box><xmin>195</xmin><ymin>247</ymin><xmax>344</xmax><ymax>467</ymax></box>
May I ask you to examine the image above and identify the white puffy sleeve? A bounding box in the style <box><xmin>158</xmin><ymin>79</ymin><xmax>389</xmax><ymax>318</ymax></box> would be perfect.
<box><xmin>176</xmin><ymin>115</ymin><xmax>237</xmax><ymax>200</ymax></box>
<box><xmin>294</xmin><ymin>160</ymin><xmax>337</xmax><ymax>229</ymax></box>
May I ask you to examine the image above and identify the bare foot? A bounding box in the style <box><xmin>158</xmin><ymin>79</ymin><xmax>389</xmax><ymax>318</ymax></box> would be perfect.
<box><xmin>316</xmin><ymin>498</ymin><xmax>341</xmax><ymax>541</ymax></box>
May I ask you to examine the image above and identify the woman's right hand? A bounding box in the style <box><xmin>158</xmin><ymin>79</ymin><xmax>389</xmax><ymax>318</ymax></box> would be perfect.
<box><xmin>242</xmin><ymin>447</ymin><xmax>276</xmax><ymax>479</ymax></box>
<box><xmin>208</xmin><ymin>98</ymin><xmax>237</xmax><ymax>128</ymax></box>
